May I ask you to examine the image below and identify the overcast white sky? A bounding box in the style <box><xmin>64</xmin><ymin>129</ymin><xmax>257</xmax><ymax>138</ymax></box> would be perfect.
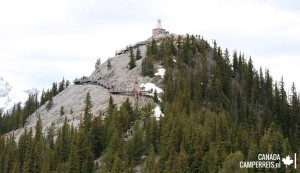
<box><xmin>0</xmin><ymin>0</ymin><xmax>300</xmax><ymax>96</ymax></box>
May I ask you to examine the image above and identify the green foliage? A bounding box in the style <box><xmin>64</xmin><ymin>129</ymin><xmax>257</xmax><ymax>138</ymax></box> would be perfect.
<box><xmin>142</xmin><ymin>41</ymin><xmax>158</xmax><ymax>77</ymax></box>
<box><xmin>220</xmin><ymin>151</ymin><xmax>247</xmax><ymax>173</ymax></box>
<box><xmin>46</xmin><ymin>95</ymin><xmax>53</xmax><ymax>111</ymax></box>
<box><xmin>1</xmin><ymin>35</ymin><xmax>299</xmax><ymax>173</ymax></box>
<box><xmin>60</xmin><ymin>106</ymin><xmax>65</xmax><ymax>116</ymax></box>
<box><xmin>107</xmin><ymin>58</ymin><xmax>112</xmax><ymax>69</ymax></box>
<box><xmin>141</xmin><ymin>55</ymin><xmax>155</xmax><ymax>77</ymax></box>
<box><xmin>136</xmin><ymin>47</ymin><xmax>142</xmax><ymax>60</ymax></box>
<box><xmin>58</xmin><ymin>77</ymin><xmax>65</xmax><ymax>92</ymax></box>
<box><xmin>95</xmin><ymin>58</ymin><xmax>101</xmax><ymax>69</ymax></box>
<box><xmin>35</xmin><ymin>116</ymin><xmax>43</xmax><ymax>142</ymax></box>
<box><xmin>153</xmin><ymin>89</ymin><xmax>159</xmax><ymax>103</ymax></box>
<box><xmin>142</xmin><ymin>145</ymin><xmax>158</xmax><ymax>173</ymax></box>
<box><xmin>128</xmin><ymin>47</ymin><xmax>136</xmax><ymax>70</ymax></box>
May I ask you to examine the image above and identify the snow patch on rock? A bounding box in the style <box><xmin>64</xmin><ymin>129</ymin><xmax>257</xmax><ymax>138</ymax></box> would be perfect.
<box><xmin>154</xmin><ymin>68</ymin><xmax>165</xmax><ymax>78</ymax></box>
<box><xmin>153</xmin><ymin>105</ymin><xmax>164</xmax><ymax>120</ymax></box>
<box><xmin>140</xmin><ymin>83</ymin><xmax>163</xmax><ymax>94</ymax></box>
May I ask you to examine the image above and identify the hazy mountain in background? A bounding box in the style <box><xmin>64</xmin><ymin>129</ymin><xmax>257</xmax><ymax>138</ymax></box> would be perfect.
<box><xmin>0</xmin><ymin>77</ymin><xmax>39</xmax><ymax>113</ymax></box>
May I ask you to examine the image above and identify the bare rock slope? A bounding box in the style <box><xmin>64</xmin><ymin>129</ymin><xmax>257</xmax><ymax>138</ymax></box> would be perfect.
<box><xmin>7</xmin><ymin>43</ymin><xmax>162</xmax><ymax>141</ymax></box>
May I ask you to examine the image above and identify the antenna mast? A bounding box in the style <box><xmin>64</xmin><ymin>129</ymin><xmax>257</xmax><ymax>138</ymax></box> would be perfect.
<box><xmin>156</xmin><ymin>19</ymin><xmax>162</xmax><ymax>29</ymax></box>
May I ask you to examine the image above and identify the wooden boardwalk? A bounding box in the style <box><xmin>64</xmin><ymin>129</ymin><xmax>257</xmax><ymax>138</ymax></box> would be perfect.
<box><xmin>109</xmin><ymin>88</ymin><xmax>152</xmax><ymax>96</ymax></box>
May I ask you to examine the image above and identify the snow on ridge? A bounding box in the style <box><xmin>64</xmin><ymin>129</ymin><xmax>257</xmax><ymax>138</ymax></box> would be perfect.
<box><xmin>154</xmin><ymin>68</ymin><xmax>165</xmax><ymax>78</ymax></box>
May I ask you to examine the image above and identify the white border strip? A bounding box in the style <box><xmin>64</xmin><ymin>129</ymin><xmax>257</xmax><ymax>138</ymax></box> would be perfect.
<box><xmin>295</xmin><ymin>153</ymin><xmax>297</xmax><ymax>169</ymax></box>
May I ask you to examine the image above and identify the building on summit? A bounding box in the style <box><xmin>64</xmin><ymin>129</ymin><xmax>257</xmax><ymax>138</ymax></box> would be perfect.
<box><xmin>152</xmin><ymin>19</ymin><xmax>169</xmax><ymax>37</ymax></box>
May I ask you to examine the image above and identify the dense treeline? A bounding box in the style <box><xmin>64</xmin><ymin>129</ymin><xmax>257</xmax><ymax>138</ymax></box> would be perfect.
<box><xmin>0</xmin><ymin>92</ymin><xmax>153</xmax><ymax>172</ymax></box>
<box><xmin>1</xmin><ymin>35</ymin><xmax>299</xmax><ymax>172</ymax></box>
<box><xmin>0</xmin><ymin>78</ymin><xmax>70</xmax><ymax>134</ymax></box>
<box><xmin>143</xmin><ymin>35</ymin><xmax>299</xmax><ymax>172</ymax></box>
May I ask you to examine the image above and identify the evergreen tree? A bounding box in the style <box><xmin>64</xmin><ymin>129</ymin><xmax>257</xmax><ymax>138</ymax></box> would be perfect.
<box><xmin>68</xmin><ymin>139</ymin><xmax>79</xmax><ymax>173</ymax></box>
<box><xmin>112</xmin><ymin>152</ymin><xmax>122</xmax><ymax>173</ymax></box>
<box><xmin>136</xmin><ymin>47</ymin><xmax>142</xmax><ymax>60</ymax></box>
<box><xmin>107</xmin><ymin>58</ymin><xmax>112</xmax><ymax>69</ymax></box>
<box><xmin>174</xmin><ymin>144</ymin><xmax>190</xmax><ymax>173</ymax></box>
<box><xmin>23</xmin><ymin>129</ymin><xmax>34</xmax><ymax>173</ymax></box>
<box><xmin>128</xmin><ymin>47</ymin><xmax>136</xmax><ymax>70</ymax></box>
<box><xmin>92</xmin><ymin>116</ymin><xmax>104</xmax><ymax>157</ymax></box>
<box><xmin>83</xmin><ymin>92</ymin><xmax>93</xmax><ymax>135</ymax></box>
<box><xmin>95</xmin><ymin>58</ymin><xmax>101</xmax><ymax>69</ymax></box>
<box><xmin>46</xmin><ymin>95</ymin><xmax>53</xmax><ymax>111</ymax></box>
<box><xmin>75</xmin><ymin>92</ymin><xmax>95</xmax><ymax>172</ymax></box>
<box><xmin>60</xmin><ymin>106</ymin><xmax>65</xmax><ymax>116</ymax></box>
<box><xmin>12</xmin><ymin>158</ymin><xmax>21</xmax><ymax>173</ymax></box>
<box><xmin>142</xmin><ymin>145</ymin><xmax>158</xmax><ymax>173</ymax></box>
<box><xmin>220</xmin><ymin>151</ymin><xmax>247</xmax><ymax>173</ymax></box>
<box><xmin>35</xmin><ymin>116</ymin><xmax>43</xmax><ymax>142</ymax></box>
<box><xmin>58</xmin><ymin>78</ymin><xmax>65</xmax><ymax>92</ymax></box>
<box><xmin>1</xmin><ymin>33</ymin><xmax>299</xmax><ymax>173</ymax></box>
<box><xmin>46</xmin><ymin>123</ymin><xmax>55</xmax><ymax>150</ymax></box>
<box><xmin>153</xmin><ymin>89</ymin><xmax>159</xmax><ymax>103</ymax></box>
<box><xmin>52</xmin><ymin>82</ymin><xmax>58</xmax><ymax>96</ymax></box>
<box><xmin>66</xmin><ymin>80</ymin><xmax>70</xmax><ymax>87</ymax></box>
<box><xmin>142</xmin><ymin>55</ymin><xmax>154</xmax><ymax>77</ymax></box>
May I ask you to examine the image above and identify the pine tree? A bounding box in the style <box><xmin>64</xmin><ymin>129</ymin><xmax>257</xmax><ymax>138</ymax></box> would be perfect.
<box><xmin>61</xmin><ymin>118</ymin><xmax>71</xmax><ymax>162</ymax></box>
<box><xmin>86</xmin><ymin>92</ymin><xmax>92</xmax><ymax>109</ymax></box>
<box><xmin>60</xmin><ymin>106</ymin><xmax>65</xmax><ymax>116</ymax></box>
<box><xmin>35</xmin><ymin>116</ymin><xmax>43</xmax><ymax>142</ymax></box>
<box><xmin>153</xmin><ymin>89</ymin><xmax>159</xmax><ymax>103</ymax></box>
<box><xmin>142</xmin><ymin>145</ymin><xmax>157</xmax><ymax>173</ymax></box>
<box><xmin>112</xmin><ymin>152</ymin><xmax>122</xmax><ymax>173</ymax></box>
<box><xmin>83</xmin><ymin>92</ymin><xmax>93</xmax><ymax>135</ymax></box>
<box><xmin>220</xmin><ymin>151</ymin><xmax>247</xmax><ymax>173</ymax></box>
<box><xmin>142</xmin><ymin>55</ymin><xmax>154</xmax><ymax>77</ymax></box>
<box><xmin>68</xmin><ymin>140</ymin><xmax>79</xmax><ymax>173</ymax></box>
<box><xmin>92</xmin><ymin>116</ymin><xmax>104</xmax><ymax>157</ymax></box>
<box><xmin>128</xmin><ymin>47</ymin><xmax>136</xmax><ymax>70</ymax></box>
<box><xmin>145</xmin><ymin>117</ymin><xmax>158</xmax><ymax>150</ymax></box>
<box><xmin>18</xmin><ymin>129</ymin><xmax>28</xmax><ymax>171</ymax></box>
<box><xmin>150</xmin><ymin>39</ymin><xmax>158</xmax><ymax>57</ymax></box>
<box><xmin>66</xmin><ymin>80</ymin><xmax>70</xmax><ymax>87</ymax></box>
<box><xmin>95</xmin><ymin>58</ymin><xmax>101</xmax><ymax>69</ymax></box>
<box><xmin>12</xmin><ymin>158</ymin><xmax>21</xmax><ymax>173</ymax></box>
<box><xmin>23</xmin><ymin>129</ymin><xmax>34</xmax><ymax>173</ymax></box>
<box><xmin>108</xmin><ymin>95</ymin><xmax>115</xmax><ymax>117</ymax></box>
<box><xmin>52</xmin><ymin>82</ymin><xmax>58</xmax><ymax>96</ymax></box>
<box><xmin>107</xmin><ymin>58</ymin><xmax>112</xmax><ymax>69</ymax></box>
<box><xmin>136</xmin><ymin>47</ymin><xmax>142</xmax><ymax>60</ymax></box>
<box><xmin>174</xmin><ymin>144</ymin><xmax>189</xmax><ymax>173</ymax></box>
<box><xmin>41</xmin><ymin>155</ymin><xmax>50</xmax><ymax>173</ymax></box>
<box><xmin>47</xmin><ymin>95</ymin><xmax>53</xmax><ymax>111</ymax></box>
<box><xmin>58</xmin><ymin>78</ymin><xmax>65</xmax><ymax>92</ymax></box>
<box><xmin>46</xmin><ymin>123</ymin><xmax>55</xmax><ymax>150</ymax></box>
<box><xmin>75</xmin><ymin>92</ymin><xmax>95</xmax><ymax>173</ymax></box>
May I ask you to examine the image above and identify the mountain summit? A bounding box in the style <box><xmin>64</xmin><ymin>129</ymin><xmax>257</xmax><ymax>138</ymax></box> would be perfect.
<box><xmin>5</xmin><ymin>28</ymin><xmax>166</xmax><ymax>141</ymax></box>
<box><xmin>1</xmin><ymin>20</ymin><xmax>299</xmax><ymax>173</ymax></box>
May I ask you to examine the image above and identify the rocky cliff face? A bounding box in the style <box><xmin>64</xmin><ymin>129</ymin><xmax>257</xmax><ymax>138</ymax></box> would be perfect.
<box><xmin>6</xmin><ymin>42</ymin><xmax>164</xmax><ymax>141</ymax></box>
<box><xmin>91</xmin><ymin>44</ymin><xmax>162</xmax><ymax>89</ymax></box>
